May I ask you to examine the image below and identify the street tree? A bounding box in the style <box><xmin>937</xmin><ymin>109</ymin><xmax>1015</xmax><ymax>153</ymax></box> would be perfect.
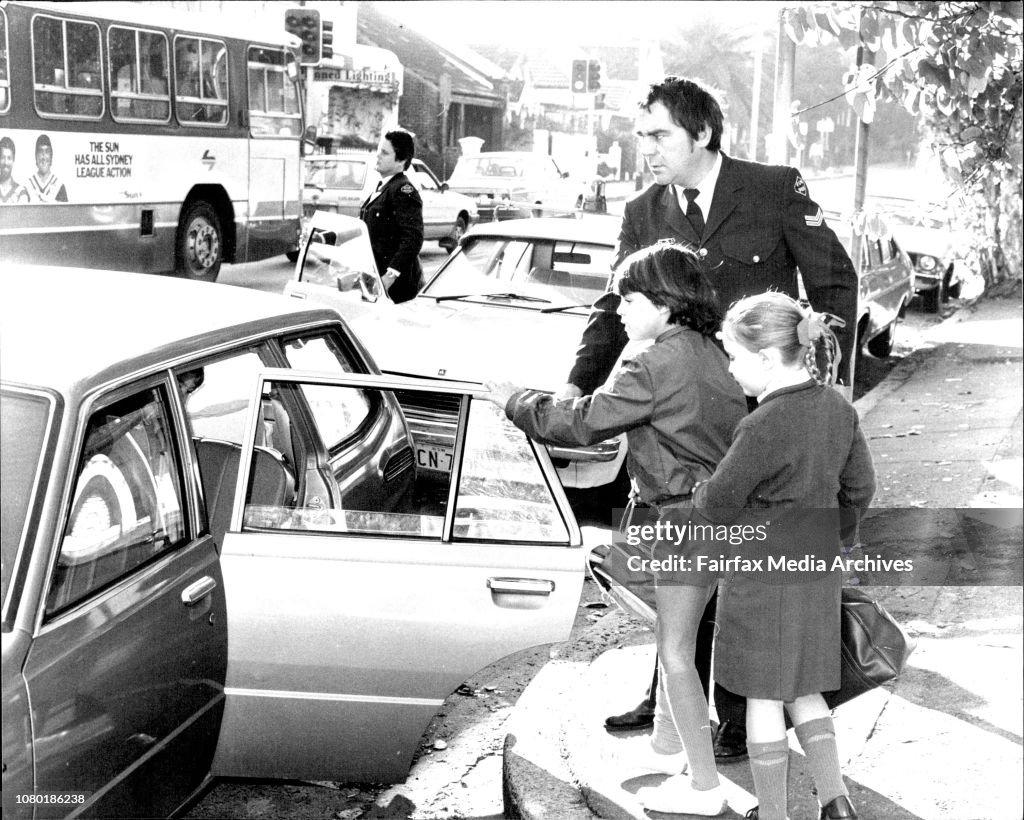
<box><xmin>783</xmin><ymin>1</ymin><xmax>1023</xmax><ymax>291</ymax></box>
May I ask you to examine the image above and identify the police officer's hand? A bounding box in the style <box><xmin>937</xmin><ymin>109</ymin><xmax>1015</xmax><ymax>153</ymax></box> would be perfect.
<box><xmin>382</xmin><ymin>267</ymin><xmax>401</xmax><ymax>291</ymax></box>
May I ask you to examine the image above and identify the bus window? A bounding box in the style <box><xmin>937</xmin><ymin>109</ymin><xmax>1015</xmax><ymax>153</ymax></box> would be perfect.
<box><xmin>32</xmin><ymin>14</ymin><xmax>103</xmax><ymax>118</ymax></box>
<box><xmin>247</xmin><ymin>46</ymin><xmax>301</xmax><ymax>138</ymax></box>
<box><xmin>109</xmin><ymin>27</ymin><xmax>170</xmax><ymax>122</ymax></box>
<box><xmin>1</xmin><ymin>9</ymin><xmax>9</xmax><ymax>114</ymax></box>
<box><xmin>174</xmin><ymin>36</ymin><xmax>227</xmax><ymax>125</ymax></box>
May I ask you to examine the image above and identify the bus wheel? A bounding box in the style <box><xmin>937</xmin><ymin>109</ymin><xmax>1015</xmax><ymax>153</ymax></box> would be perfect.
<box><xmin>177</xmin><ymin>201</ymin><xmax>223</xmax><ymax>282</ymax></box>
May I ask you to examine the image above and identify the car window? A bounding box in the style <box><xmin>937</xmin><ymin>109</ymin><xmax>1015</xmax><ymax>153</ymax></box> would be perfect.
<box><xmin>422</xmin><ymin>238</ymin><xmax>532</xmax><ymax>294</ymax></box>
<box><xmin>423</xmin><ymin>237</ymin><xmax>610</xmax><ymax>308</ymax></box>
<box><xmin>304</xmin><ymin>159</ymin><xmax>366</xmax><ymax>190</ymax></box>
<box><xmin>47</xmin><ymin>385</ymin><xmax>187</xmax><ymax>616</ymax></box>
<box><xmin>280</xmin><ymin>333</ymin><xmax>374</xmax><ymax>449</ymax></box>
<box><xmin>296</xmin><ymin>222</ymin><xmax>381</xmax><ymax>293</ymax></box>
<box><xmin>180</xmin><ymin>349</ymin><xmax>265</xmax><ymax>444</ymax></box>
<box><xmin>241</xmin><ymin>379</ymin><xmax>569</xmax><ymax>544</ymax></box>
<box><xmin>868</xmin><ymin>238</ymin><xmax>883</xmax><ymax>268</ymax></box>
<box><xmin>409</xmin><ymin>163</ymin><xmax>439</xmax><ymax>192</ymax></box>
<box><xmin>1</xmin><ymin>388</ymin><xmax>55</xmax><ymax>606</ymax></box>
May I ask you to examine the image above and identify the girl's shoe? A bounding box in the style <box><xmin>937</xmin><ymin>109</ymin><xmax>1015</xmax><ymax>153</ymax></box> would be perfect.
<box><xmin>637</xmin><ymin>775</ymin><xmax>727</xmax><ymax>815</ymax></box>
<box><xmin>625</xmin><ymin>744</ymin><xmax>688</xmax><ymax>775</ymax></box>
<box><xmin>743</xmin><ymin>807</ymin><xmax>790</xmax><ymax>820</ymax></box>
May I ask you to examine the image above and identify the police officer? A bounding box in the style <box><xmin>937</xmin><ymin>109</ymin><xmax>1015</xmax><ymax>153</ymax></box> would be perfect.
<box><xmin>360</xmin><ymin>130</ymin><xmax>424</xmax><ymax>303</ymax></box>
<box><xmin>561</xmin><ymin>76</ymin><xmax>858</xmax><ymax>761</ymax></box>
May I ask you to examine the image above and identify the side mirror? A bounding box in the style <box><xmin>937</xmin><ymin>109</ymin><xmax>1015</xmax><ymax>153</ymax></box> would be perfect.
<box><xmin>440</xmin><ymin>182</ymin><xmax>450</xmax><ymax>192</ymax></box>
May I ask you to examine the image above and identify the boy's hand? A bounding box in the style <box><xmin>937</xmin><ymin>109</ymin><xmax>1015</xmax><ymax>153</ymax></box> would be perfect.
<box><xmin>484</xmin><ymin>380</ymin><xmax>522</xmax><ymax>410</ymax></box>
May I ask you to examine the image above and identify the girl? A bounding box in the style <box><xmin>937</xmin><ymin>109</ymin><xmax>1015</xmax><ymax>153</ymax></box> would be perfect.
<box><xmin>487</xmin><ymin>243</ymin><xmax>747</xmax><ymax>817</ymax></box>
<box><xmin>693</xmin><ymin>291</ymin><xmax>875</xmax><ymax>820</ymax></box>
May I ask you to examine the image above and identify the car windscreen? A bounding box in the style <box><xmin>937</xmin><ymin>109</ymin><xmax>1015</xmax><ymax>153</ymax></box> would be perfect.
<box><xmin>1</xmin><ymin>389</ymin><xmax>56</xmax><ymax>605</ymax></box>
<box><xmin>304</xmin><ymin>159</ymin><xmax>368</xmax><ymax>190</ymax></box>
<box><xmin>422</xmin><ymin>236</ymin><xmax>613</xmax><ymax>310</ymax></box>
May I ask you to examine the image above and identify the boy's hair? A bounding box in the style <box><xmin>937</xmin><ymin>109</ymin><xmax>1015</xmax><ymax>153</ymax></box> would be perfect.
<box><xmin>615</xmin><ymin>244</ymin><xmax>721</xmax><ymax>336</ymax></box>
<box><xmin>723</xmin><ymin>291</ymin><xmax>842</xmax><ymax>385</ymax></box>
<box><xmin>641</xmin><ymin>76</ymin><xmax>724</xmax><ymax>152</ymax></box>
<box><xmin>0</xmin><ymin>135</ymin><xmax>15</xmax><ymax>157</ymax></box>
<box><xmin>384</xmin><ymin>130</ymin><xmax>415</xmax><ymax>169</ymax></box>
<box><xmin>35</xmin><ymin>134</ymin><xmax>53</xmax><ymax>155</ymax></box>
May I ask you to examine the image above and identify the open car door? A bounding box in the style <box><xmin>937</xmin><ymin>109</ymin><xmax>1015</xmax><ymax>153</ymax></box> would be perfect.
<box><xmin>211</xmin><ymin>369</ymin><xmax>584</xmax><ymax>782</ymax></box>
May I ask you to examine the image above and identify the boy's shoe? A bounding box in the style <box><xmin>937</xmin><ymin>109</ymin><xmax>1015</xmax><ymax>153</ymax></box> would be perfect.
<box><xmin>637</xmin><ymin>775</ymin><xmax>727</xmax><ymax>815</ymax></box>
<box><xmin>625</xmin><ymin>744</ymin><xmax>688</xmax><ymax>776</ymax></box>
<box><xmin>820</xmin><ymin>795</ymin><xmax>858</xmax><ymax>819</ymax></box>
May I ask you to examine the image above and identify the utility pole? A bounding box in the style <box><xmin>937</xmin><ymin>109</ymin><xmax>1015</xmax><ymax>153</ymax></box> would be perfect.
<box><xmin>770</xmin><ymin>9</ymin><xmax>795</xmax><ymax>164</ymax></box>
<box><xmin>850</xmin><ymin>44</ymin><xmax>875</xmax><ymax>273</ymax></box>
<box><xmin>749</xmin><ymin>28</ymin><xmax>763</xmax><ymax>161</ymax></box>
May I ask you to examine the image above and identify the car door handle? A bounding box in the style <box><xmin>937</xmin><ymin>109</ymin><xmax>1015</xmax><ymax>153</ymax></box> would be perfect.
<box><xmin>181</xmin><ymin>576</ymin><xmax>217</xmax><ymax>606</ymax></box>
<box><xmin>487</xmin><ymin>577</ymin><xmax>555</xmax><ymax>596</ymax></box>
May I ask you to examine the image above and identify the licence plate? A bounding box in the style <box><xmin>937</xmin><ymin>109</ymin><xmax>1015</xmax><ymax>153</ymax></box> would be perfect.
<box><xmin>416</xmin><ymin>444</ymin><xmax>453</xmax><ymax>473</ymax></box>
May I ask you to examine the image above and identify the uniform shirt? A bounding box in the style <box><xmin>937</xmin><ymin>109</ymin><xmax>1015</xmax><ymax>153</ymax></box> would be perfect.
<box><xmin>505</xmin><ymin>325</ymin><xmax>747</xmax><ymax>505</ymax></box>
<box><xmin>29</xmin><ymin>172</ymin><xmax>68</xmax><ymax>203</ymax></box>
<box><xmin>0</xmin><ymin>181</ymin><xmax>30</xmax><ymax>204</ymax></box>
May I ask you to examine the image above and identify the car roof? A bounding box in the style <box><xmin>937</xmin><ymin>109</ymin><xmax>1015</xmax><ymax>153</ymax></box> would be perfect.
<box><xmin>462</xmin><ymin>216</ymin><xmax>619</xmax><ymax>245</ymax></box>
<box><xmin>305</xmin><ymin>152</ymin><xmax>373</xmax><ymax>162</ymax></box>
<box><xmin>461</xmin><ymin>152</ymin><xmax>547</xmax><ymax>159</ymax></box>
<box><xmin>0</xmin><ymin>266</ymin><xmax>342</xmax><ymax>394</ymax></box>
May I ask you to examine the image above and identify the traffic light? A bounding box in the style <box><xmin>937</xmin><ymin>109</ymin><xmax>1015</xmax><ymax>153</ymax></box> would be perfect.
<box><xmin>284</xmin><ymin>7</ymin><xmax>321</xmax><ymax>65</ymax></box>
<box><xmin>587</xmin><ymin>60</ymin><xmax>601</xmax><ymax>92</ymax></box>
<box><xmin>571</xmin><ymin>59</ymin><xmax>587</xmax><ymax>93</ymax></box>
<box><xmin>321</xmin><ymin>19</ymin><xmax>334</xmax><ymax>61</ymax></box>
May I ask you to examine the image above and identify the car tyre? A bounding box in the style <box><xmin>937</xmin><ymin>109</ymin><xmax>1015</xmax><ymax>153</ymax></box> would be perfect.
<box><xmin>921</xmin><ymin>281</ymin><xmax>943</xmax><ymax>313</ymax></box>
<box><xmin>866</xmin><ymin>318</ymin><xmax>898</xmax><ymax>358</ymax></box>
<box><xmin>285</xmin><ymin>249</ymin><xmax>300</xmax><ymax>263</ymax></box>
<box><xmin>176</xmin><ymin>201</ymin><xmax>222</xmax><ymax>282</ymax></box>
<box><xmin>441</xmin><ymin>214</ymin><xmax>468</xmax><ymax>252</ymax></box>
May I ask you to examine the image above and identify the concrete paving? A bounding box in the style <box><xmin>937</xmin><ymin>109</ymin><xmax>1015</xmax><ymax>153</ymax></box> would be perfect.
<box><xmin>504</xmin><ymin>294</ymin><xmax>1023</xmax><ymax>820</ymax></box>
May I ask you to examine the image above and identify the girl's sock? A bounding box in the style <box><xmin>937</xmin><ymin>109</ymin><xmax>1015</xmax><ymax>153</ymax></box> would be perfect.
<box><xmin>794</xmin><ymin>716</ymin><xmax>848</xmax><ymax>807</ymax></box>
<box><xmin>651</xmin><ymin>673</ymin><xmax>684</xmax><ymax>754</ymax></box>
<box><xmin>747</xmin><ymin>738</ymin><xmax>790</xmax><ymax>820</ymax></box>
<box><xmin>661</xmin><ymin>669</ymin><xmax>718</xmax><ymax>790</ymax></box>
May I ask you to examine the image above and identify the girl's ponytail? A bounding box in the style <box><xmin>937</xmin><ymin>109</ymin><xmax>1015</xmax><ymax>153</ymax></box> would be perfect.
<box><xmin>725</xmin><ymin>291</ymin><xmax>845</xmax><ymax>385</ymax></box>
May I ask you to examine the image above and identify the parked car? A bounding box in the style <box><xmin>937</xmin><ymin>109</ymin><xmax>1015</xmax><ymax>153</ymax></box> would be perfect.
<box><xmin>825</xmin><ymin>210</ymin><xmax>915</xmax><ymax>358</ymax></box>
<box><xmin>1</xmin><ymin>266</ymin><xmax>583</xmax><ymax>820</ymax></box>
<box><xmin>446</xmin><ymin>151</ymin><xmax>600</xmax><ymax>221</ymax></box>
<box><xmin>290</xmin><ymin>152</ymin><xmax>477</xmax><ymax>260</ymax></box>
<box><xmin>286</xmin><ymin>211</ymin><xmax>631</xmax><ymax>493</ymax></box>
<box><xmin>869</xmin><ymin>196</ymin><xmax>966</xmax><ymax>313</ymax></box>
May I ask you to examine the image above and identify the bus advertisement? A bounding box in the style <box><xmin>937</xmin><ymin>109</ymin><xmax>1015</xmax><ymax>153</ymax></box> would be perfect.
<box><xmin>0</xmin><ymin>1</ymin><xmax>306</xmax><ymax>281</ymax></box>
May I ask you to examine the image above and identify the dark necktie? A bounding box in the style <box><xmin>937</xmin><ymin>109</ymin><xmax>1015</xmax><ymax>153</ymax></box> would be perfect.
<box><xmin>683</xmin><ymin>188</ymin><xmax>704</xmax><ymax>238</ymax></box>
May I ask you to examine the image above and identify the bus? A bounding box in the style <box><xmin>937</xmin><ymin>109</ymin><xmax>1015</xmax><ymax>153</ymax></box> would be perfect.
<box><xmin>0</xmin><ymin>1</ymin><xmax>305</xmax><ymax>280</ymax></box>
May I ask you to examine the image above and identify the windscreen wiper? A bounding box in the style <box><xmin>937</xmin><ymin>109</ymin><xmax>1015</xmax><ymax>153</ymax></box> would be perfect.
<box><xmin>539</xmin><ymin>302</ymin><xmax>594</xmax><ymax>313</ymax></box>
<box><xmin>432</xmin><ymin>291</ymin><xmax>551</xmax><ymax>304</ymax></box>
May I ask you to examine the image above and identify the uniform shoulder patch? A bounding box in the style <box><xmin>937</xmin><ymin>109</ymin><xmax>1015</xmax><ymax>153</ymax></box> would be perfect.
<box><xmin>793</xmin><ymin>173</ymin><xmax>809</xmax><ymax>197</ymax></box>
<box><xmin>400</xmin><ymin>183</ymin><xmax>415</xmax><ymax>194</ymax></box>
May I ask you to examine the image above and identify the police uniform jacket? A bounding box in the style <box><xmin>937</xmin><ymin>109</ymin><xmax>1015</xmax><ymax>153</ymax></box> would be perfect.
<box><xmin>360</xmin><ymin>171</ymin><xmax>424</xmax><ymax>304</ymax></box>
<box><xmin>568</xmin><ymin>153</ymin><xmax>858</xmax><ymax>392</ymax></box>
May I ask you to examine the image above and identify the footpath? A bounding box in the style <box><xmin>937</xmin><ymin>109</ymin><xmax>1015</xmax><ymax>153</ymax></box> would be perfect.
<box><xmin>503</xmin><ymin>294</ymin><xmax>1024</xmax><ymax>820</ymax></box>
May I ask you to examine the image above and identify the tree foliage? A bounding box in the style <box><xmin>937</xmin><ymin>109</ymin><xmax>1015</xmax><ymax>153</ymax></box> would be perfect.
<box><xmin>784</xmin><ymin>1</ymin><xmax>1023</xmax><ymax>290</ymax></box>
